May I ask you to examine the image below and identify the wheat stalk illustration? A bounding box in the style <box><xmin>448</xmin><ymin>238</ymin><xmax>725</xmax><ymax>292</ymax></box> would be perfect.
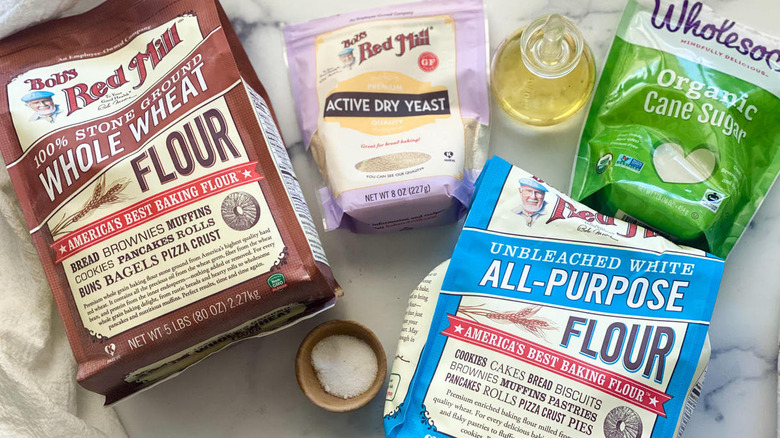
<box><xmin>50</xmin><ymin>175</ymin><xmax>131</xmax><ymax>237</ymax></box>
<box><xmin>458</xmin><ymin>304</ymin><xmax>557</xmax><ymax>341</ymax></box>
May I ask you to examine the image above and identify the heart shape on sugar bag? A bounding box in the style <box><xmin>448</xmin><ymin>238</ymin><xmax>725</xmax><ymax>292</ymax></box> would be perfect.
<box><xmin>653</xmin><ymin>143</ymin><xmax>716</xmax><ymax>183</ymax></box>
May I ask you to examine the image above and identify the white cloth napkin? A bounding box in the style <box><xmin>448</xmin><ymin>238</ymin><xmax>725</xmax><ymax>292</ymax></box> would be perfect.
<box><xmin>0</xmin><ymin>3</ymin><xmax>127</xmax><ymax>436</ymax></box>
<box><xmin>0</xmin><ymin>170</ymin><xmax>128</xmax><ymax>437</ymax></box>
<box><xmin>0</xmin><ymin>0</ymin><xmax>79</xmax><ymax>39</ymax></box>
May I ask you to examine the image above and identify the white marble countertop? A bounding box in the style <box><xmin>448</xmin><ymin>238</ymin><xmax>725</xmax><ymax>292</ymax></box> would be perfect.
<box><xmin>109</xmin><ymin>0</ymin><xmax>780</xmax><ymax>437</ymax></box>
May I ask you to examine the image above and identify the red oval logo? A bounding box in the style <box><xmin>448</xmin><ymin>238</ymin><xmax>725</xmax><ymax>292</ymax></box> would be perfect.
<box><xmin>418</xmin><ymin>52</ymin><xmax>439</xmax><ymax>72</ymax></box>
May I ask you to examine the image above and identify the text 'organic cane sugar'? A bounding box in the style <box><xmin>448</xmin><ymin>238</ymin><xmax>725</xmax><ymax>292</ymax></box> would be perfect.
<box><xmin>312</xmin><ymin>335</ymin><xmax>378</xmax><ymax>399</ymax></box>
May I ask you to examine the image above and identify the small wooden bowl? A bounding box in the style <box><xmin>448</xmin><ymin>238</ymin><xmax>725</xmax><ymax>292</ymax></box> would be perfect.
<box><xmin>295</xmin><ymin>319</ymin><xmax>387</xmax><ymax>412</ymax></box>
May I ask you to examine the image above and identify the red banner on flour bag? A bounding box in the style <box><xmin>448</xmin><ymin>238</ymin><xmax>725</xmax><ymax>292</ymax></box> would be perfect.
<box><xmin>51</xmin><ymin>162</ymin><xmax>263</xmax><ymax>262</ymax></box>
<box><xmin>441</xmin><ymin>315</ymin><xmax>672</xmax><ymax>417</ymax></box>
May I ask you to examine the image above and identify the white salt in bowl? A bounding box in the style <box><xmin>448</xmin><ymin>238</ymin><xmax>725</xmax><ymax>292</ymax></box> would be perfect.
<box><xmin>295</xmin><ymin>319</ymin><xmax>387</xmax><ymax>412</ymax></box>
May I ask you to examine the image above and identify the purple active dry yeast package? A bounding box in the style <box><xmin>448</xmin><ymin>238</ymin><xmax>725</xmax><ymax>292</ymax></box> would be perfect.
<box><xmin>284</xmin><ymin>0</ymin><xmax>490</xmax><ymax>233</ymax></box>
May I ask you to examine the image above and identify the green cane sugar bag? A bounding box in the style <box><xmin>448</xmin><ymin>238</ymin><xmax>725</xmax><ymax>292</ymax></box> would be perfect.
<box><xmin>571</xmin><ymin>0</ymin><xmax>780</xmax><ymax>258</ymax></box>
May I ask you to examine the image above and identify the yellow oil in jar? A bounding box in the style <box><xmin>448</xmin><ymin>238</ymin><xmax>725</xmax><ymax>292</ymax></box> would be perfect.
<box><xmin>491</xmin><ymin>15</ymin><xmax>596</xmax><ymax>126</ymax></box>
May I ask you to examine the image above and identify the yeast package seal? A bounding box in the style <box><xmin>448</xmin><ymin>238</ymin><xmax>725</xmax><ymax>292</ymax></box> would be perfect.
<box><xmin>0</xmin><ymin>0</ymin><xmax>340</xmax><ymax>403</ymax></box>
<box><xmin>284</xmin><ymin>0</ymin><xmax>489</xmax><ymax>233</ymax></box>
<box><xmin>385</xmin><ymin>157</ymin><xmax>724</xmax><ymax>438</ymax></box>
<box><xmin>571</xmin><ymin>0</ymin><xmax>780</xmax><ymax>259</ymax></box>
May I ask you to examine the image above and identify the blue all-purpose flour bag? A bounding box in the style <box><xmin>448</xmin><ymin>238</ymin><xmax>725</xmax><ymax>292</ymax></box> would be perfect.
<box><xmin>384</xmin><ymin>157</ymin><xmax>724</xmax><ymax>438</ymax></box>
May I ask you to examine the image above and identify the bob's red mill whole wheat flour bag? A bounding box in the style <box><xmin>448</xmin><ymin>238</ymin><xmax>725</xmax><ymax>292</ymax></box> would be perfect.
<box><xmin>0</xmin><ymin>0</ymin><xmax>340</xmax><ymax>403</ymax></box>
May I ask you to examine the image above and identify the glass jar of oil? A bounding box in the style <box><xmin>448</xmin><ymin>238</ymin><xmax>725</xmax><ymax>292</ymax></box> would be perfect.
<box><xmin>491</xmin><ymin>14</ymin><xmax>595</xmax><ymax>126</ymax></box>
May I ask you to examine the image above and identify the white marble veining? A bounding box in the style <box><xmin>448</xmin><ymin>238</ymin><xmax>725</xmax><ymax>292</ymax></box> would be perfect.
<box><xmin>103</xmin><ymin>0</ymin><xmax>780</xmax><ymax>436</ymax></box>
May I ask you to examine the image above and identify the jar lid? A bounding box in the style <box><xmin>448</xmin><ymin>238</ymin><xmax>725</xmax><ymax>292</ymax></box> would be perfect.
<box><xmin>520</xmin><ymin>14</ymin><xmax>585</xmax><ymax>79</ymax></box>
